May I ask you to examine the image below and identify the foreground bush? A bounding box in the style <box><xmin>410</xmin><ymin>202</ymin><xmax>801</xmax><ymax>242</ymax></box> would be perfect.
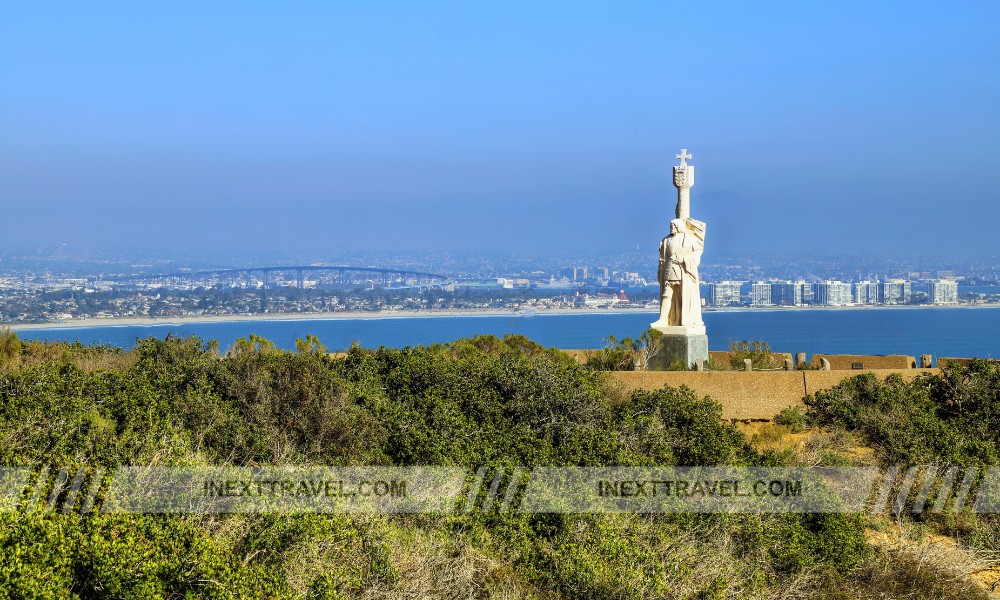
<box><xmin>0</xmin><ymin>333</ymin><xmax>975</xmax><ymax>597</ymax></box>
<box><xmin>805</xmin><ymin>359</ymin><xmax>1000</xmax><ymax>467</ymax></box>
<box><xmin>805</xmin><ymin>359</ymin><xmax>1000</xmax><ymax>584</ymax></box>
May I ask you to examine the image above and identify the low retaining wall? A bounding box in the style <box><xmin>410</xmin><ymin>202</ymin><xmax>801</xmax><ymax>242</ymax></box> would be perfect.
<box><xmin>607</xmin><ymin>369</ymin><xmax>938</xmax><ymax>421</ymax></box>
<box><xmin>608</xmin><ymin>371</ymin><xmax>805</xmax><ymax>420</ymax></box>
<box><xmin>811</xmin><ymin>354</ymin><xmax>917</xmax><ymax>370</ymax></box>
<box><xmin>565</xmin><ymin>349</ymin><xmax>926</xmax><ymax>371</ymax></box>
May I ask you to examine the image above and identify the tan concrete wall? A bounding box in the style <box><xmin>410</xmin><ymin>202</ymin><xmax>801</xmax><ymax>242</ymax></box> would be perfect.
<box><xmin>607</xmin><ymin>371</ymin><xmax>807</xmax><ymax>420</ymax></box>
<box><xmin>607</xmin><ymin>369</ymin><xmax>940</xmax><ymax>421</ymax></box>
<box><xmin>811</xmin><ymin>354</ymin><xmax>917</xmax><ymax>370</ymax></box>
<box><xmin>708</xmin><ymin>351</ymin><xmax>731</xmax><ymax>365</ymax></box>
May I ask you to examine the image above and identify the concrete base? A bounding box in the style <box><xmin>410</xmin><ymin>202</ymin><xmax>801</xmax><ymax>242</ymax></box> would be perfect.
<box><xmin>649</xmin><ymin>321</ymin><xmax>706</xmax><ymax>336</ymax></box>
<box><xmin>647</xmin><ymin>334</ymin><xmax>709</xmax><ymax>370</ymax></box>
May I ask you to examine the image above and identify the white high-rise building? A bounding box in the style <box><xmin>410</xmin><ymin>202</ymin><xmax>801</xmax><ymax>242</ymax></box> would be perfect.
<box><xmin>881</xmin><ymin>280</ymin><xmax>912</xmax><ymax>305</ymax></box>
<box><xmin>750</xmin><ymin>282</ymin><xmax>772</xmax><ymax>306</ymax></box>
<box><xmin>796</xmin><ymin>281</ymin><xmax>814</xmax><ymax>304</ymax></box>
<box><xmin>853</xmin><ymin>281</ymin><xmax>879</xmax><ymax>305</ymax></box>
<box><xmin>815</xmin><ymin>281</ymin><xmax>852</xmax><ymax>306</ymax></box>
<box><xmin>708</xmin><ymin>281</ymin><xmax>742</xmax><ymax>307</ymax></box>
<box><xmin>928</xmin><ymin>280</ymin><xmax>958</xmax><ymax>304</ymax></box>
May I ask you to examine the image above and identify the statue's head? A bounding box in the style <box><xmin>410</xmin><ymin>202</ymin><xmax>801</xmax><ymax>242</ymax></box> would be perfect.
<box><xmin>669</xmin><ymin>219</ymin><xmax>684</xmax><ymax>233</ymax></box>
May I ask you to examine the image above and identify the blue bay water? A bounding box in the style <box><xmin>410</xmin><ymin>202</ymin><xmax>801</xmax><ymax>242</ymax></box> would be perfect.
<box><xmin>11</xmin><ymin>307</ymin><xmax>1000</xmax><ymax>360</ymax></box>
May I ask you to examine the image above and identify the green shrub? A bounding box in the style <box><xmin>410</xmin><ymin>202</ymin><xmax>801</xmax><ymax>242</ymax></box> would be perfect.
<box><xmin>584</xmin><ymin>347</ymin><xmax>635</xmax><ymax>371</ymax></box>
<box><xmin>584</xmin><ymin>330</ymin><xmax>665</xmax><ymax>371</ymax></box>
<box><xmin>0</xmin><ymin>333</ymin><xmax>905</xmax><ymax>597</ymax></box>
<box><xmin>704</xmin><ymin>357</ymin><xmax>728</xmax><ymax>371</ymax></box>
<box><xmin>805</xmin><ymin>361</ymin><xmax>1000</xmax><ymax>467</ymax></box>
<box><xmin>775</xmin><ymin>406</ymin><xmax>807</xmax><ymax>433</ymax></box>
<box><xmin>728</xmin><ymin>340</ymin><xmax>780</xmax><ymax>370</ymax></box>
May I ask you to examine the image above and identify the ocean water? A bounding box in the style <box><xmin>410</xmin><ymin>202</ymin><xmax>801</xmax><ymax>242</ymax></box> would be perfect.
<box><xmin>10</xmin><ymin>307</ymin><xmax>1000</xmax><ymax>361</ymax></box>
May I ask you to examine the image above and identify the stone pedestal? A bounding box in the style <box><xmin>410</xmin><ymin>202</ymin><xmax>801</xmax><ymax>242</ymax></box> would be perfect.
<box><xmin>647</xmin><ymin>332</ymin><xmax>709</xmax><ymax>370</ymax></box>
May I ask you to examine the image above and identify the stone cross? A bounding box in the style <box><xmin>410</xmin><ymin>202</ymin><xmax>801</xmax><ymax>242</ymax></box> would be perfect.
<box><xmin>672</xmin><ymin>148</ymin><xmax>695</xmax><ymax>219</ymax></box>
<box><xmin>676</xmin><ymin>149</ymin><xmax>692</xmax><ymax>167</ymax></box>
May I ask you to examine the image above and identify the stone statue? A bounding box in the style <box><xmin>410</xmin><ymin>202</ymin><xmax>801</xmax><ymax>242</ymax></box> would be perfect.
<box><xmin>653</xmin><ymin>217</ymin><xmax>705</xmax><ymax>329</ymax></box>
<box><xmin>647</xmin><ymin>148</ymin><xmax>709</xmax><ymax>369</ymax></box>
<box><xmin>651</xmin><ymin>149</ymin><xmax>706</xmax><ymax>335</ymax></box>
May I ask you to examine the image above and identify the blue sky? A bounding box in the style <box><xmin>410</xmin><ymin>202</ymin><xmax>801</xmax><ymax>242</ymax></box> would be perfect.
<box><xmin>2</xmin><ymin>1</ymin><xmax>998</xmax><ymax>258</ymax></box>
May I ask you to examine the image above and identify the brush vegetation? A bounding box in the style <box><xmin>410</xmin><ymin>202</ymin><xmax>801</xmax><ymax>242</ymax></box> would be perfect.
<box><xmin>0</xmin><ymin>328</ymin><xmax>993</xmax><ymax>598</ymax></box>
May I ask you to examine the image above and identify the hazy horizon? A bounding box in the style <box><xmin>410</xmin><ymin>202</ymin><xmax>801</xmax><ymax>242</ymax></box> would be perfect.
<box><xmin>3</xmin><ymin>2</ymin><xmax>998</xmax><ymax>258</ymax></box>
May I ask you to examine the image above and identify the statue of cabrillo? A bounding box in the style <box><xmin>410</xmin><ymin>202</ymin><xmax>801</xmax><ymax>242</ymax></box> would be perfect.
<box><xmin>654</xmin><ymin>217</ymin><xmax>705</xmax><ymax>329</ymax></box>
<box><xmin>651</xmin><ymin>149</ymin><xmax>706</xmax><ymax>334</ymax></box>
<box><xmin>648</xmin><ymin>149</ymin><xmax>709</xmax><ymax>368</ymax></box>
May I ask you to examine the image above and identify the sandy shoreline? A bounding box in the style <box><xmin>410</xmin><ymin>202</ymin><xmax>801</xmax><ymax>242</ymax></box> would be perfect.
<box><xmin>4</xmin><ymin>302</ymin><xmax>999</xmax><ymax>331</ymax></box>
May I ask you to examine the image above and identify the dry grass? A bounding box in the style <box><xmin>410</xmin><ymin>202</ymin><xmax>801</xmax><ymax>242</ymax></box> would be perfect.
<box><xmin>865</xmin><ymin>521</ymin><xmax>1000</xmax><ymax>598</ymax></box>
<box><xmin>360</xmin><ymin>534</ymin><xmax>526</xmax><ymax>599</ymax></box>
<box><xmin>731</xmin><ymin>422</ymin><xmax>992</xmax><ymax>595</ymax></box>
<box><xmin>850</xmin><ymin>545</ymin><xmax>992</xmax><ymax>598</ymax></box>
<box><xmin>737</xmin><ymin>422</ymin><xmax>813</xmax><ymax>455</ymax></box>
<box><xmin>261</xmin><ymin>514</ymin><xmax>542</xmax><ymax>600</ymax></box>
<box><xmin>736</xmin><ymin>422</ymin><xmax>875</xmax><ymax>467</ymax></box>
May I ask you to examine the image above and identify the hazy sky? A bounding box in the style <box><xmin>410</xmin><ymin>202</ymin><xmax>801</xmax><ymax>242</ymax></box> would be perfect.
<box><xmin>2</xmin><ymin>2</ymin><xmax>998</xmax><ymax>259</ymax></box>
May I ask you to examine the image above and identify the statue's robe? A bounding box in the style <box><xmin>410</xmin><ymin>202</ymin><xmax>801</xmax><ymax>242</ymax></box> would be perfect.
<box><xmin>657</xmin><ymin>218</ymin><xmax>706</xmax><ymax>327</ymax></box>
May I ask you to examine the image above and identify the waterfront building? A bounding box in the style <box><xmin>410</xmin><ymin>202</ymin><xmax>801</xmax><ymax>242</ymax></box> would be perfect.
<box><xmin>750</xmin><ymin>282</ymin><xmax>773</xmax><ymax>306</ymax></box>
<box><xmin>881</xmin><ymin>280</ymin><xmax>912</xmax><ymax>305</ymax></box>
<box><xmin>814</xmin><ymin>281</ymin><xmax>852</xmax><ymax>306</ymax></box>
<box><xmin>928</xmin><ymin>280</ymin><xmax>959</xmax><ymax>304</ymax></box>
<box><xmin>768</xmin><ymin>283</ymin><xmax>789</xmax><ymax>306</ymax></box>
<box><xmin>771</xmin><ymin>281</ymin><xmax>809</xmax><ymax>306</ymax></box>
<box><xmin>795</xmin><ymin>281</ymin><xmax>814</xmax><ymax>304</ymax></box>
<box><xmin>708</xmin><ymin>281</ymin><xmax>742</xmax><ymax>307</ymax></box>
<box><xmin>853</xmin><ymin>280</ymin><xmax>879</xmax><ymax>305</ymax></box>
